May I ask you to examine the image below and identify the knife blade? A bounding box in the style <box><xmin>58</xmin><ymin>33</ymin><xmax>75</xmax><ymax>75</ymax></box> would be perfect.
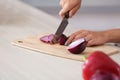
<box><xmin>51</xmin><ymin>12</ymin><xmax>69</xmax><ymax>44</ymax></box>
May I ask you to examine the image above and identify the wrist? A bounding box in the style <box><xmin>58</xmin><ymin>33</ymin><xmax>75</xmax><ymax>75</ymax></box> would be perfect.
<box><xmin>102</xmin><ymin>30</ymin><xmax>111</xmax><ymax>43</ymax></box>
<box><xmin>103</xmin><ymin>29</ymin><xmax>118</xmax><ymax>43</ymax></box>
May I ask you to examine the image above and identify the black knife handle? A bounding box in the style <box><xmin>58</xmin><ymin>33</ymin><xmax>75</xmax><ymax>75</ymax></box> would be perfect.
<box><xmin>64</xmin><ymin>11</ymin><xmax>69</xmax><ymax>19</ymax></box>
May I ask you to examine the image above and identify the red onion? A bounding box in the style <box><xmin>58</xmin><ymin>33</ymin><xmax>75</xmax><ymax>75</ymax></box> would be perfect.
<box><xmin>58</xmin><ymin>34</ymin><xmax>68</xmax><ymax>45</ymax></box>
<box><xmin>67</xmin><ymin>38</ymin><xmax>87</xmax><ymax>54</ymax></box>
<box><xmin>40</xmin><ymin>34</ymin><xmax>68</xmax><ymax>45</ymax></box>
<box><xmin>40</xmin><ymin>34</ymin><xmax>54</xmax><ymax>43</ymax></box>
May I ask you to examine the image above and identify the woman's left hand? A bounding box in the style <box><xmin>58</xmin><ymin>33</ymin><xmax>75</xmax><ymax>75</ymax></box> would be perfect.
<box><xmin>66</xmin><ymin>30</ymin><xmax>109</xmax><ymax>46</ymax></box>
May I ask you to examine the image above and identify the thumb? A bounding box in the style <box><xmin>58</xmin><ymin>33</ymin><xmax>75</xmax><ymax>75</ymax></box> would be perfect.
<box><xmin>59</xmin><ymin>4</ymin><xmax>73</xmax><ymax>18</ymax></box>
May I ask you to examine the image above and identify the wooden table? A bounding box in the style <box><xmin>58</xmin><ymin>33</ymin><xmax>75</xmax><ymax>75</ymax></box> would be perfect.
<box><xmin>0</xmin><ymin>0</ymin><xmax>120</xmax><ymax>80</ymax></box>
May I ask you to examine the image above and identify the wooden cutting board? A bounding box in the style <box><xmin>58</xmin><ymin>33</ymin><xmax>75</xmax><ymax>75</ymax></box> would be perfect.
<box><xmin>12</xmin><ymin>34</ymin><xmax>119</xmax><ymax>61</ymax></box>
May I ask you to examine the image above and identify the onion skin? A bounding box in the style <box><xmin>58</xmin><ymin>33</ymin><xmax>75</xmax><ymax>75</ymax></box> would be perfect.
<box><xmin>67</xmin><ymin>38</ymin><xmax>87</xmax><ymax>54</ymax></box>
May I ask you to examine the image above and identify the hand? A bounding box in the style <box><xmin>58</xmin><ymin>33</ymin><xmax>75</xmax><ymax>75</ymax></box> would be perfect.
<box><xmin>66</xmin><ymin>30</ymin><xmax>109</xmax><ymax>46</ymax></box>
<box><xmin>59</xmin><ymin>0</ymin><xmax>81</xmax><ymax>18</ymax></box>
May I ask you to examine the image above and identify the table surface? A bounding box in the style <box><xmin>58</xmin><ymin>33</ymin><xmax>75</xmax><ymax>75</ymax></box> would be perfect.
<box><xmin>0</xmin><ymin>0</ymin><xmax>120</xmax><ymax>80</ymax></box>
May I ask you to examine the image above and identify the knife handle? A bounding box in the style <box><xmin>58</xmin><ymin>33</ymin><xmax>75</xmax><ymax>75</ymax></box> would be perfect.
<box><xmin>64</xmin><ymin>11</ymin><xmax>69</xmax><ymax>19</ymax></box>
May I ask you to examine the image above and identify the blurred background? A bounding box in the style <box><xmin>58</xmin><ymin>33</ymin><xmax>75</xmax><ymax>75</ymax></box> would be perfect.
<box><xmin>20</xmin><ymin>0</ymin><xmax>120</xmax><ymax>30</ymax></box>
<box><xmin>20</xmin><ymin>0</ymin><xmax>120</xmax><ymax>14</ymax></box>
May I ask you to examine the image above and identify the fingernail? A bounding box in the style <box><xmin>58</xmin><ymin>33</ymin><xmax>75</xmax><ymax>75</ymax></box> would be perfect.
<box><xmin>65</xmin><ymin>42</ymin><xmax>68</xmax><ymax>46</ymax></box>
<box><xmin>69</xmin><ymin>13</ymin><xmax>73</xmax><ymax>18</ymax></box>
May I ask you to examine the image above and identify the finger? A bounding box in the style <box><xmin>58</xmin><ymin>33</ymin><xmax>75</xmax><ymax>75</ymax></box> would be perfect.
<box><xmin>87</xmin><ymin>39</ymin><xmax>99</xmax><ymax>47</ymax></box>
<box><xmin>59</xmin><ymin>6</ymin><xmax>69</xmax><ymax>18</ymax></box>
<box><xmin>59</xmin><ymin>10</ymin><xmax>65</xmax><ymax>18</ymax></box>
<box><xmin>73</xmin><ymin>31</ymin><xmax>89</xmax><ymax>41</ymax></box>
<box><xmin>65</xmin><ymin>34</ymin><xmax>76</xmax><ymax>45</ymax></box>
<box><xmin>59</xmin><ymin>0</ymin><xmax>65</xmax><ymax>7</ymax></box>
<box><xmin>73</xmin><ymin>34</ymin><xmax>85</xmax><ymax>41</ymax></box>
<box><xmin>59</xmin><ymin>1</ymin><xmax>63</xmax><ymax>7</ymax></box>
<box><xmin>69</xmin><ymin>5</ymin><xmax>80</xmax><ymax>17</ymax></box>
<box><xmin>59</xmin><ymin>3</ymin><xmax>74</xmax><ymax>18</ymax></box>
<box><xmin>72</xmin><ymin>30</ymin><xmax>84</xmax><ymax>36</ymax></box>
<box><xmin>87</xmin><ymin>40</ymin><xmax>94</xmax><ymax>47</ymax></box>
<box><xmin>84</xmin><ymin>34</ymin><xmax>92</xmax><ymax>42</ymax></box>
<box><xmin>66</xmin><ymin>30</ymin><xmax>87</xmax><ymax>45</ymax></box>
<box><xmin>69</xmin><ymin>31</ymin><xmax>83</xmax><ymax>41</ymax></box>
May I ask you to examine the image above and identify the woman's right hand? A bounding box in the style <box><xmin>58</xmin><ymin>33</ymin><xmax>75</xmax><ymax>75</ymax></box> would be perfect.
<box><xmin>59</xmin><ymin>0</ymin><xmax>82</xmax><ymax>18</ymax></box>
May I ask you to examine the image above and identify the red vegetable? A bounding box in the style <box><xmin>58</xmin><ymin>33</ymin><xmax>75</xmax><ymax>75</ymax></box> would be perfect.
<box><xmin>58</xmin><ymin>34</ymin><xmax>68</xmax><ymax>45</ymax></box>
<box><xmin>67</xmin><ymin>38</ymin><xmax>87</xmax><ymax>54</ymax></box>
<box><xmin>40</xmin><ymin>34</ymin><xmax>54</xmax><ymax>43</ymax></box>
<box><xmin>40</xmin><ymin>34</ymin><xmax>68</xmax><ymax>45</ymax></box>
<box><xmin>82</xmin><ymin>51</ymin><xmax>120</xmax><ymax>80</ymax></box>
<box><xmin>90</xmin><ymin>70</ymin><xmax>120</xmax><ymax>80</ymax></box>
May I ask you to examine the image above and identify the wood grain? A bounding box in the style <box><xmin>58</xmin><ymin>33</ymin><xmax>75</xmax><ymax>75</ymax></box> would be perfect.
<box><xmin>12</xmin><ymin>34</ymin><xmax>119</xmax><ymax>61</ymax></box>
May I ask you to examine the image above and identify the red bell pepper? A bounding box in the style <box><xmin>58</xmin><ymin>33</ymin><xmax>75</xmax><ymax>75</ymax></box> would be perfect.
<box><xmin>82</xmin><ymin>51</ymin><xmax>120</xmax><ymax>80</ymax></box>
<box><xmin>90</xmin><ymin>70</ymin><xmax>120</xmax><ymax>80</ymax></box>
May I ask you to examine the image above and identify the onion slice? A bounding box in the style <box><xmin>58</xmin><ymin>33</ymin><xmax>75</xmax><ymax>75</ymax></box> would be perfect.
<box><xmin>40</xmin><ymin>34</ymin><xmax>54</xmax><ymax>43</ymax></box>
<box><xmin>40</xmin><ymin>34</ymin><xmax>68</xmax><ymax>45</ymax></box>
<box><xmin>58</xmin><ymin>34</ymin><xmax>68</xmax><ymax>45</ymax></box>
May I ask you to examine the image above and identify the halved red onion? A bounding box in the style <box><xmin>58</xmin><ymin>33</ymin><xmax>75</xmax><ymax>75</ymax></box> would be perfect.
<box><xmin>58</xmin><ymin>34</ymin><xmax>68</xmax><ymax>45</ymax></box>
<box><xmin>67</xmin><ymin>38</ymin><xmax>87</xmax><ymax>54</ymax></box>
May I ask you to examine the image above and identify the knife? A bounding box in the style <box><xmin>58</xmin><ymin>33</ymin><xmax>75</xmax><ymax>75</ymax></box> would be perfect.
<box><xmin>51</xmin><ymin>11</ymin><xmax>69</xmax><ymax>44</ymax></box>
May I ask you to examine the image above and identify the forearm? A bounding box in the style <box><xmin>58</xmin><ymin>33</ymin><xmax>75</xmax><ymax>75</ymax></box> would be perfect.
<box><xmin>105</xmin><ymin>29</ymin><xmax>120</xmax><ymax>43</ymax></box>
